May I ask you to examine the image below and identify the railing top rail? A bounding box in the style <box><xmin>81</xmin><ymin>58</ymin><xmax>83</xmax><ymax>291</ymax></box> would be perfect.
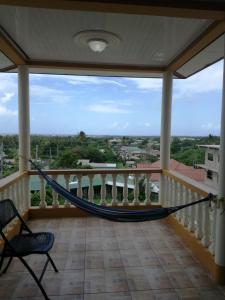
<box><xmin>28</xmin><ymin>168</ymin><xmax>162</xmax><ymax>176</ymax></box>
<box><xmin>0</xmin><ymin>171</ymin><xmax>28</xmax><ymax>192</ymax></box>
<box><xmin>163</xmin><ymin>169</ymin><xmax>217</xmax><ymax>197</ymax></box>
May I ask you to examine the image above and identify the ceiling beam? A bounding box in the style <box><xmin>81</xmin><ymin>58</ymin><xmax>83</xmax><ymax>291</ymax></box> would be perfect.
<box><xmin>27</xmin><ymin>60</ymin><xmax>166</xmax><ymax>75</ymax></box>
<box><xmin>0</xmin><ymin>31</ymin><xmax>26</xmax><ymax>65</ymax></box>
<box><xmin>167</xmin><ymin>21</ymin><xmax>225</xmax><ymax>72</ymax></box>
<box><xmin>0</xmin><ymin>0</ymin><xmax>224</xmax><ymax>20</ymax></box>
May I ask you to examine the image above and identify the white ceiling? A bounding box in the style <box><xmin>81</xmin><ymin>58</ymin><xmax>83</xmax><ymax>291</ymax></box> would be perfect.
<box><xmin>0</xmin><ymin>6</ymin><xmax>211</xmax><ymax>71</ymax></box>
<box><xmin>177</xmin><ymin>35</ymin><xmax>224</xmax><ymax>77</ymax></box>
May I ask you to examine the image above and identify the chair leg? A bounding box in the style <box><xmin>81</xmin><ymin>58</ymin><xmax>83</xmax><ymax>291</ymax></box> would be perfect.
<box><xmin>2</xmin><ymin>257</ymin><xmax>13</xmax><ymax>273</ymax></box>
<box><xmin>0</xmin><ymin>256</ymin><xmax>13</xmax><ymax>275</ymax></box>
<box><xmin>46</xmin><ymin>253</ymin><xmax>58</xmax><ymax>272</ymax></box>
<box><xmin>18</xmin><ymin>257</ymin><xmax>50</xmax><ymax>300</ymax></box>
<box><xmin>0</xmin><ymin>255</ymin><xmax>5</xmax><ymax>272</ymax></box>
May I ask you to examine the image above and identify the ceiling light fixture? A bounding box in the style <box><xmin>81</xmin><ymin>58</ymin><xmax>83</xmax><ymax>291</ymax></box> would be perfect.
<box><xmin>74</xmin><ymin>30</ymin><xmax>121</xmax><ymax>53</ymax></box>
<box><xmin>88</xmin><ymin>39</ymin><xmax>108</xmax><ymax>53</ymax></box>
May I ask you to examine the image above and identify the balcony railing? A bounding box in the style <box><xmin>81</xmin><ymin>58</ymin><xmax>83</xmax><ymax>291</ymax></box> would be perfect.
<box><xmin>0</xmin><ymin>171</ymin><xmax>29</xmax><ymax>213</ymax></box>
<box><xmin>0</xmin><ymin>167</ymin><xmax>218</xmax><ymax>256</ymax></box>
<box><xmin>28</xmin><ymin>168</ymin><xmax>162</xmax><ymax>207</ymax></box>
<box><xmin>162</xmin><ymin>169</ymin><xmax>217</xmax><ymax>255</ymax></box>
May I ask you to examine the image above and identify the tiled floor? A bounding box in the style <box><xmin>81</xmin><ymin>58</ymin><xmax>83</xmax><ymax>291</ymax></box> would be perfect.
<box><xmin>1</xmin><ymin>217</ymin><xmax>225</xmax><ymax>299</ymax></box>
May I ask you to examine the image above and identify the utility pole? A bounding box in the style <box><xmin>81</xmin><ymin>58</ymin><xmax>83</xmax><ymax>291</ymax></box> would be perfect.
<box><xmin>0</xmin><ymin>142</ymin><xmax>4</xmax><ymax>179</ymax></box>
<box><xmin>49</xmin><ymin>147</ymin><xmax>52</xmax><ymax>160</ymax></box>
<box><xmin>35</xmin><ymin>145</ymin><xmax>38</xmax><ymax>161</ymax></box>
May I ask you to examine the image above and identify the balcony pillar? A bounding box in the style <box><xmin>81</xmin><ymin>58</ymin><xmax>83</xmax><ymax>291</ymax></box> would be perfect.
<box><xmin>18</xmin><ymin>65</ymin><xmax>30</xmax><ymax>209</ymax></box>
<box><xmin>215</xmin><ymin>55</ymin><xmax>225</xmax><ymax>283</ymax></box>
<box><xmin>18</xmin><ymin>65</ymin><xmax>30</xmax><ymax>172</ymax></box>
<box><xmin>159</xmin><ymin>71</ymin><xmax>173</xmax><ymax>205</ymax></box>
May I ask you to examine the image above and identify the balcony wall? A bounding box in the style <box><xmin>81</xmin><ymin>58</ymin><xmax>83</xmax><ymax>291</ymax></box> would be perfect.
<box><xmin>0</xmin><ymin>167</ymin><xmax>219</xmax><ymax>281</ymax></box>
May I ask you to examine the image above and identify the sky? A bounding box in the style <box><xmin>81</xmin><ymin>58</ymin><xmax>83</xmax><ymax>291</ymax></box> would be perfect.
<box><xmin>0</xmin><ymin>60</ymin><xmax>223</xmax><ymax>136</ymax></box>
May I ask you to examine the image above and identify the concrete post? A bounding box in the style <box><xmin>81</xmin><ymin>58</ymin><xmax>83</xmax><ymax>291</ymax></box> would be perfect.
<box><xmin>18</xmin><ymin>65</ymin><xmax>30</xmax><ymax>172</ymax></box>
<box><xmin>159</xmin><ymin>71</ymin><xmax>173</xmax><ymax>205</ymax></box>
<box><xmin>18</xmin><ymin>65</ymin><xmax>30</xmax><ymax>209</ymax></box>
<box><xmin>215</xmin><ymin>54</ymin><xmax>225</xmax><ymax>276</ymax></box>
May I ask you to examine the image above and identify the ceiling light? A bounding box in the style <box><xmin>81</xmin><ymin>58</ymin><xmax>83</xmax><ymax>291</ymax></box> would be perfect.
<box><xmin>88</xmin><ymin>39</ymin><xmax>108</xmax><ymax>53</ymax></box>
<box><xmin>74</xmin><ymin>30</ymin><xmax>121</xmax><ymax>53</ymax></box>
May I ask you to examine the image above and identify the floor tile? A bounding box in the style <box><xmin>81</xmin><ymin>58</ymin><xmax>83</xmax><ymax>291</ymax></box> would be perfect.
<box><xmin>2</xmin><ymin>217</ymin><xmax>225</xmax><ymax>300</ymax></box>
<box><xmin>84</xmin><ymin>292</ymin><xmax>131</xmax><ymax>300</ymax></box>
<box><xmin>125</xmin><ymin>267</ymin><xmax>151</xmax><ymax>291</ymax></box>
<box><xmin>85</xmin><ymin>251</ymin><xmax>104</xmax><ymax>269</ymax></box>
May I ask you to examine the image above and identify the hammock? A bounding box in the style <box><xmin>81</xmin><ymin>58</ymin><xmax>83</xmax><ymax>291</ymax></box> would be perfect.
<box><xmin>30</xmin><ymin>160</ymin><xmax>213</xmax><ymax>222</ymax></box>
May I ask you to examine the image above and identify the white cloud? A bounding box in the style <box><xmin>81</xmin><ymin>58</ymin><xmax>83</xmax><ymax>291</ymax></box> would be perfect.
<box><xmin>1</xmin><ymin>92</ymin><xmax>15</xmax><ymax>103</ymax></box>
<box><xmin>67</xmin><ymin>76</ymin><xmax>127</xmax><ymax>88</ymax></box>
<box><xmin>144</xmin><ymin>122</ymin><xmax>151</xmax><ymax>127</ymax></box>
<box><xmin>111</xmin><ymin>121</ymin><xmax>119</xmax><ymax>128</ymax></box>
<box><xmin>174</xmin><ymin>61</ymin><xmax>223</xmax><ymax>99</ymax></box>
<box><xmin>201</xmin><ymin>122</ymin><xmax>220</xmax><ymax>131</ymax></box>
<box><xmin>122</xmin><ymin>122</ymin><xmax>130</xmax><ymax>129</ymax></box>
<box><xmin>0</xmin><ymin>105</ymin><xmax>17</xmax><ymax>116</ymax></box>
<box><xmin>126</xmin><ymin>78</ymin><xmax>162</xmax><ymax>91</ymax></box>
<box><xmin>30</xmin><ymin>85</ymin><xmax>71</xmax><ymax>104</ymax></box>
<box><xmin>125</xmin><ymin>61</ymin><xmax>223</xmax><ymax>99</ymax></box>
<box><xmin>88</xmin><ymin>103</ymin><xmax>130</xmax><ymax>114</ymax></box>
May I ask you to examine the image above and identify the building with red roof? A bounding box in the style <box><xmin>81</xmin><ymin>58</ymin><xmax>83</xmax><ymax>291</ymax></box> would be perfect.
<box><xmin>137</xmin><ymin>159</ymin><xmax>205</xmax><ymax>182</ymax></box>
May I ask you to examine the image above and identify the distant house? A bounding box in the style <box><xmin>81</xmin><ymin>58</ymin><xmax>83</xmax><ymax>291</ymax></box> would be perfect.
<box><xmin>197</xmin><ymin>145</ymin><xmax>220</xmax><ymax>189</ymax></box>
<box><xmin>125</xmin><ymin>161</ymin><xmax>136</xmax><ymax>168</ymax></box>
<box><xmin>120</xmin><ymin>146</ymin><xmax>147</xmax><ymax>160</ymax></box>
<box><xmin>77</xmin><ymin>159</ymin><xmax>116</xmax><ymax>169</ymax></box>
<box><xmin>137</xmin><ymin>159</ymin><xmax>205</xmax><ymax>183</ymax></box>
<box><xmin>108</xmin><ymin>138</ymin><xmax>122</xmax><ymax>145</ymax></box>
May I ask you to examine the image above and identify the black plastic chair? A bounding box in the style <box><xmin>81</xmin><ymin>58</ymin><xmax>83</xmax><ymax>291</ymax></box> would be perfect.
<box><xmin>0</xmin><ymin>199</ymin><xmax>58</xmax><ymax>300</ymax></box>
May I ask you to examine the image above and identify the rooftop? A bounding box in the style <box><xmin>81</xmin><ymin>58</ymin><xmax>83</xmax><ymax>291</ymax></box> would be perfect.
<box><xmin>138</xmin><ymin>159</ymin><xmax>206</xmax><ymax>182</ymax></box>
<box><xmin>198</xmin><ymin>145</ymin><xmax>220</xmax><ymax>150</ymax></box>
<box><xmin>1</xmin><ymin>216</ymin><xmax>225</xmax><ymax>299</ymax></box>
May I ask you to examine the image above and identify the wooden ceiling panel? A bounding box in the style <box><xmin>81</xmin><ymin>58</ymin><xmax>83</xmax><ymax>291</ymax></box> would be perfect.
<box><xmin>0</xmin><ymin>50</ymin><xmax>14</xmax><ymax>70</ymax></box>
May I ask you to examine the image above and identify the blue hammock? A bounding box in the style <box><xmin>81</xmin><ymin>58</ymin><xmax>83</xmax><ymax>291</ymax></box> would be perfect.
<box><xmin>30</xmin><ymin>160</ymin><xmax>212</xmax><ymax>222</ymax></box>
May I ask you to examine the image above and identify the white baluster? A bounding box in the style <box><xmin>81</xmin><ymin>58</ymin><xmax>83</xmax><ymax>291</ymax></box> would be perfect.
<box><xmin>25</xmin><ymin>175</ymin><xmax>30</xmax><ymax>209</ymax></box>
<box><xmin>123</xmin><ymin>173</ymin><xmax>129</xmax><ymax>205</ymax></box>
<box><xmin>18</xmin><ymin>179</ymin><xmax>24</xmax><ymax>212</ymax></box>
<box><xmin>100</xmin><ymin>174</ymin><xmax>106</xmax><ymax>205</ymax></box>
<box><xmin>5</xmin><ymin>187</ymin><xmax>9</xmax><ymax>200</ymax></box>
<box><xmin>111</xmin><ymin>174</ymin><xmax>117</xmax><ymax>205</ymax></box>
<box><xmin>167</xmin><ymin>177</ymin><xmax>172</xmax><ymax>207</ymax></box>
<box><xmin>52</xmin><ymin>174</ymin><xmax>59</xmax><ymax>207</ymax></box>
<box><xmin>39</xmin><ymin>176</ymin><xmax>47</xmax><ymax>208</ymax></box>
<box><xmin>15</xmin><ymin>181</ymin><xmax>21</xmax><ymax>212</ymax></box>
<box><xmin>88</xmin><ymin>174</ymin><xmax>94</xmax><ymax>202</ymax></box>
<box><xmin>145</xmin><ymin>173</ymin><xmax>151</xmax><ymax>205</ymax></box>
<box><xmin>170</xmin><ymin>178</ymin><xmax>175</xmax><ymax>206</ymax></box>
<box><xmin>173</xmin><ymin>181</ymin><xmax>178</xmax><ymax>218</ymax></box>
<box><xmin>134</xmin><ymin>174</ymin><xmax>140</xmax><ymax>205</ymax></box>
<box><xmin>209</xmin><ymin>207</ymin><xmax>216</xmax><ymax>254</ymax></box>
<box><xmin>20</xmin><ymin>177</ymin><xmax>25</xmax><ymax>211</ymax></box>
<box><xmin>202</xmin><ymin>201</ymin><xmax>211</xmax><ymax>247</ymax></box>
<box><xmin>176</xmin><ymin>182</ymin><xmax>182</xmax><ymax>222</ymax></box>
<box><xmin>188</xmin><ymin>189</ymin><xmax>195</xmax><ymax>232</ymax></box>
<box><xmin>77</xmin><ymin>174</ymin><xmax>83</xmax><ymax>198</ymax></box>
<box><xmin>195</xmin><ymin>193</ymin><xmax>203</xmax><ymax>240</ymax></box>
<box><xmin>64</xmin><ymin>174</ymin><xmax>71</xmax><ymax>207</ymax></box>
<box><xmin>182</xmin><ymin>187</ymin><xmax>189</xmax><ymax>227</ymax></box>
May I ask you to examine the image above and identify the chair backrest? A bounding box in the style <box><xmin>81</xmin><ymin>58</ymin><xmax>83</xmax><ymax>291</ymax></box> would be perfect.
<box><xmin>0</xmin><ymin>199</ymin><xmax>18</xmax><ymax>232</ymax></box>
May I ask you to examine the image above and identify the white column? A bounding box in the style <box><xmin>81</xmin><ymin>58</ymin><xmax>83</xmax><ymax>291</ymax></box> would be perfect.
<box><xmin>18</xmin><ymin>65</ymin><xmax>30</xmax><ymax>172</ymax></box>
<box><xmin>215</xmin><ymin>55</ymin><xmax>225</xmax><ymax>267</ymax></box>
<box><xmin>159</xmin><ymin>71</ymin><xmax>173</xmax><ymax>205</ymax></box>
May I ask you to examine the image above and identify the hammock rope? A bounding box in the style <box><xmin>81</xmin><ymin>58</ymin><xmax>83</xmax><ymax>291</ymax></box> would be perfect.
<box><xmin>30</xmin><ymin>160</ymin><xmax>213</xmax><ymax>222</ymax></box>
